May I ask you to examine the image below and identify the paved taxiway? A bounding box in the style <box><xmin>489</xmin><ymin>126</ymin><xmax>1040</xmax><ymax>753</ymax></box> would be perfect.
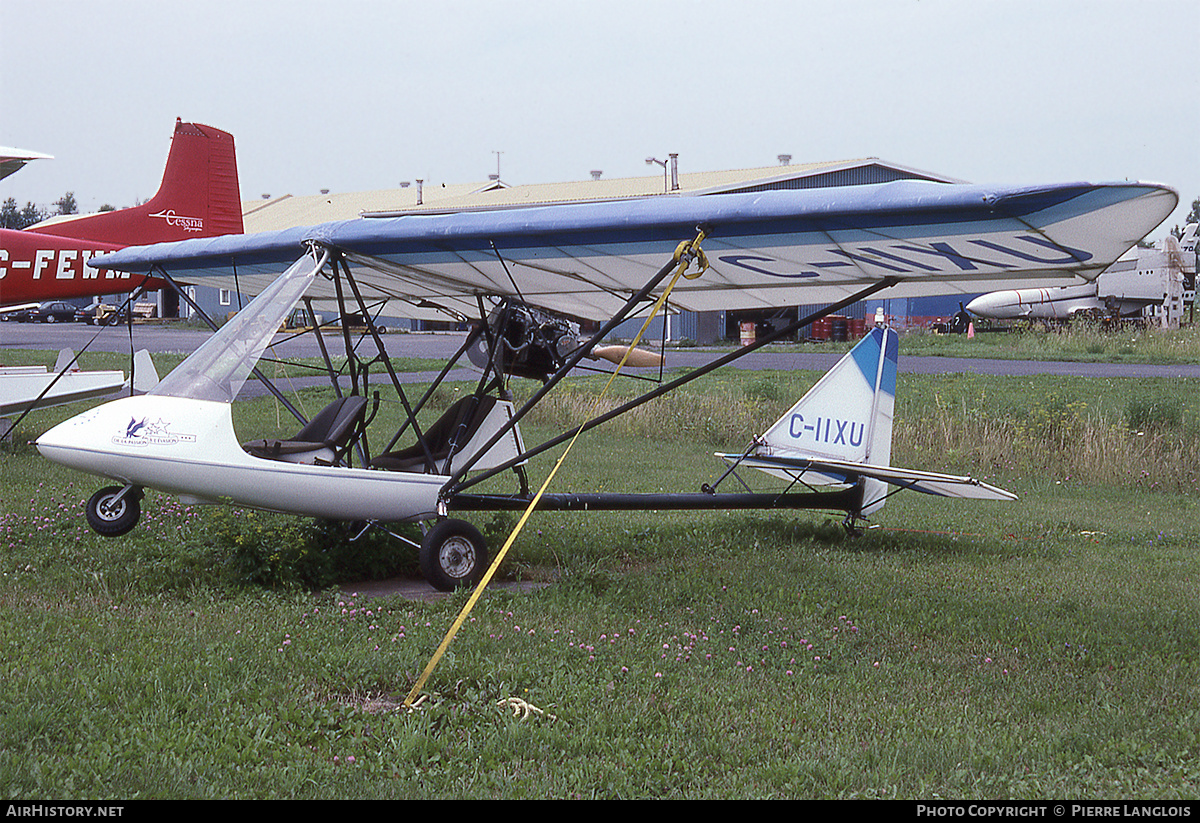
<box><xmin>7</xmin><ymin>323</ymin><xmax>1200</xmax><ymax>381</ymax></box>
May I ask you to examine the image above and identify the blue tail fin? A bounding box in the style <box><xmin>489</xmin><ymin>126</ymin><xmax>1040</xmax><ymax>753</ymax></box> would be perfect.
<box><xmin>759</xmin><ymin>326</ymin><xmax>898</xmax><ymax>513</ymax></box>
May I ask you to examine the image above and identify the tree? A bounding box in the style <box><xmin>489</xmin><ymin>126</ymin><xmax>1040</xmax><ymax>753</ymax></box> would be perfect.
<box><xmin>1</xmin><ymin>197</ymin><xmax>48</xmax><ymax>229</ymax></box>
<box><xmin>0</xmin><ymin>191</ymin><xmax>82</xmax><ymax>228</ymax></box>
<box><xmin>0</xmin><ymin>197</ymin><xmax>19</xmax><ymax>229</ymax></box>
<box><xmin>20</xmin><ymin>201</ymin><xmax>46</xmax><ymax>227</ymax></box>
<box><xmin>54</xmin><ymin>191</ymin><xmax>77</xmax><ymax>216</ymax></box>
<box><xmin>1173</xmin><ymin>197</ymin><xmax>1199</xmax><ymax>238</ymax></box>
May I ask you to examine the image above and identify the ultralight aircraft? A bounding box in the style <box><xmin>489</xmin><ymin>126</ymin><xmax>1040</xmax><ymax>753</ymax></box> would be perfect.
<box><xmin>35</xmin><ymin>176</ymin><xmax>1178</xmax><ymax>589</ymax></box>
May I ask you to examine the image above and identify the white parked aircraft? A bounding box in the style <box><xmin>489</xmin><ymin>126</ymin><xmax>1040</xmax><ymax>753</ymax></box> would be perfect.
<box><xmin>34</xmin><ymin>176</ymin><xmax>1176</xmax><ymax>589</ymax></box>
<box><xmin>0</xmin><ymin>349</ymin><xmax>157</xmax><ymax>440</ymax></box>
<box><xmin>966</xmin><ymin>223</ymin><xmax>1197</xmax><ymax>322</ymax></box>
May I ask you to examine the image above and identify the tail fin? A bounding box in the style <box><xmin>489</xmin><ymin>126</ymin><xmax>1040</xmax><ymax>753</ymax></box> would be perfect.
<box><xmin>762</xmin><ymin>326</ymin><xmax>897</xmax><ymax>463</ymax></box>
<box><xmin>53</xmin><ymin>349</ymin><xmax>78</xmax><ymax>374</ymax></box>
<box><xmin>1180</xmin><ymin>221</ymin><xmax>1200</xmax><ymax>277</ymax></box>
<box><xmin>760</xmin><ymin>325</ymin><xmax>898</xmax><ymax>513</ymax></box>
<box><xmin>31</xmin><ymin>119</ymin><xmax>243</xmax><ymax>246</ymax></box>
<box><xmin>723</xmin><ymin>324</ymin><xmax>1012</xmax><ymax>523</ymax></box>
<box><xmin>1180</xmin><ymin>223</ymin><xmax>1198</xmax><ymax>251</ymax></box>
<box><xmin>130</xmin><ymin>350</ymin><xmax>160</xmax><ymax>393</ymax></box>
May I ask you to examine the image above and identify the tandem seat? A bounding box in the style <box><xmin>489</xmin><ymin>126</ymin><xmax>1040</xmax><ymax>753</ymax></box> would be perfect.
<box><xmin>370</xmin><ymin>394</ymin><xmax>500</xmax><ymax>474</ymax></box>
<box><xmin>243</xmin><ymin>395</ymin><xmax>369</xmax><ymax>466</ymax></box>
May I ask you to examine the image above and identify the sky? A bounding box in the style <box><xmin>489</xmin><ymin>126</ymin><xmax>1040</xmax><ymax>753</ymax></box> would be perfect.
<box><xmin>2</xmin><ymin>0</ymin><xmax>1197</xmax><ymax>233</ymax></box>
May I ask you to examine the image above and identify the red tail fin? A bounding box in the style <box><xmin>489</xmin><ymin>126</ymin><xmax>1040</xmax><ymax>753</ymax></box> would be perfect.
<box><xmin>32</xmin><ymin>119</ymin><xmax>243</xmax><ymax>245</ymax></box>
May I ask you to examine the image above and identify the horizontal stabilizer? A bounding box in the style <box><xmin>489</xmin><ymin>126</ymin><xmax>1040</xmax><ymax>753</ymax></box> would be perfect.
<box><xmin>719</xmin><ymin>453</ymin><xmax>1017</xmax><ymax>501</ymax></box>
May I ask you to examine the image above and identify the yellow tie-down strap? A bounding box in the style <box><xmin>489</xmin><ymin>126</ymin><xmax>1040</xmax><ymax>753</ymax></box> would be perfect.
<box><xmin>404</xmin><ymin>229</ymin><xmax>709</xmax><ymax>709</ymax></box>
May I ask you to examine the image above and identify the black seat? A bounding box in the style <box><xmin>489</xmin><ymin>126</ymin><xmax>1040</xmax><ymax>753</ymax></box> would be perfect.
<box><xmin>243</xmin><ymin>395</ymin><xmax>368</xmax><ymax>464</ymax></box>
<box><xmin>370</xmin><ymin>394</ymin><xmax>497</xmax><ymax>473</ymax></box>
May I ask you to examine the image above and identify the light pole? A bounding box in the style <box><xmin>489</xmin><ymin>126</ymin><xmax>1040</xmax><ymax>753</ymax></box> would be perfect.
<box><xmin>645</xmin><ymin>156</ymin><xmax>667</xmax><ymax>192</ymax></box>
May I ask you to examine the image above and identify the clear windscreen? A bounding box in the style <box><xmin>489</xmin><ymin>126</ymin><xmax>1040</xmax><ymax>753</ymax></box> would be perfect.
<box><xmin>151</xmin><ymin>252</ymin><xmax>326</xmax><ymax>402</ymax></box>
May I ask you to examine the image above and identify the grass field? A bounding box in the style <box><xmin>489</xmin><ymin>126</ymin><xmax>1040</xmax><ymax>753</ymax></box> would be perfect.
<box><xmin>776</xmin><ymin>320</ymin><xmax>1200</xmax><ymax>364</ymax></box>
<box><xmin>2</xmin><ymin>338</ymin><xmax>1200</xmax><ymax>799</ymax></box>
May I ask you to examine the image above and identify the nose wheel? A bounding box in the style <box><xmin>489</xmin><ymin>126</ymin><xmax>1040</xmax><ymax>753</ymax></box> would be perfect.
<box><xmin>85</xmin><ymin>485</ymin><xmax>143</xmax><ymax>537</ymax></box>
<box><xmin>419</xmin><ymin>519</ymin><xmax>488</xmax><ymax>592</ymax></box>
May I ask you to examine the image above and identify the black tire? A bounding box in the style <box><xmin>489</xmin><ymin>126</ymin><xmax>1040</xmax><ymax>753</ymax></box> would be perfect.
<box><xmin>419</xmin><ymin>519</ymin><xmax>488</xmax><ymax>591</ymax></box>
<box><xmin>85</xmin><ymin>485</ymin><xmax>142</xmax><ymax>537</ymax></box>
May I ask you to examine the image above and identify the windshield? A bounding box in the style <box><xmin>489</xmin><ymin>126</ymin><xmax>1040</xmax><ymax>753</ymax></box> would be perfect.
<box><xmin>151</xmin><ymin>251</ymin><xmax>327</xmax><ymax>402</ymax></box>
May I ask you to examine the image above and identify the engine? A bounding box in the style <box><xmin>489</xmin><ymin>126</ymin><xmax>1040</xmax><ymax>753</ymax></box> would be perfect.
<box><xmin>467</xmin><ymin>301</ymin><xmax>584</xmax><ymax>381</ymax></box>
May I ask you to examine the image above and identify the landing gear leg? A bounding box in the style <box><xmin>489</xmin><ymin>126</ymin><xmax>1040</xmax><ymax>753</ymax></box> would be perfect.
<box><xmin>842</xmin><ymin>514</ymin><xmax>865</xmax><ymax>537</ymax></box>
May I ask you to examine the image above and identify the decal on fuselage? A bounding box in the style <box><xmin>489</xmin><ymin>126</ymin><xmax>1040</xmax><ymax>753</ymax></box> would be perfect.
<box><xmin>112</xmin><ymin>417</ymin><xmax>196</xmax><ymax>447</ymax></box>
<box><xmin>148</xmin><ymin>210</ymin><xmax>204</xmax><ymax>232</ymax></box>
<box><xmin>0</xmin><ymin>248</ymin><xmax>127</xmax><ymax>281</ymax></box>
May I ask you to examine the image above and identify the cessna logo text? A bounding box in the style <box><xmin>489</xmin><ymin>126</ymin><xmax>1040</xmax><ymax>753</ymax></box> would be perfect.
<box><xmin>113</xmin><ymin>417</ymin><xmax>196</xmax><ymax>447</ymax></box>
<box><xmin>149</xmin><ymin>209</ymin><xmax>204</xmax><ymax>232</ymax></box>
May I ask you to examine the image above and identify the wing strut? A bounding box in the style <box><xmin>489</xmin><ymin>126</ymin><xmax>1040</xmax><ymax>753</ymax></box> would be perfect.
<box><xmin>440</xmin><ymin>231</ymin><xmax>714</xmax><ymax>499</ymax></box>
<box><xmin>443</xmin><ymin>271</ymin><xmax>903</xmax><ymax>503</ymax></box>
<box><xmin>332</xmin><ymin>255</ymin><xmax>439</xmax><ymax>471</ymax></box>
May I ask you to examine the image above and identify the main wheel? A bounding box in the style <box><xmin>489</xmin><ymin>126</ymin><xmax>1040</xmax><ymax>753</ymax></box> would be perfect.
<box><xmin>85</xmin><ymin>485</ymin><xmax>142</xmax><ymax>536</ymax></box>
<box><xmin>419</xmin><ymin>519</ymin><xmax>488</xmax><ymax>592</ymax></box>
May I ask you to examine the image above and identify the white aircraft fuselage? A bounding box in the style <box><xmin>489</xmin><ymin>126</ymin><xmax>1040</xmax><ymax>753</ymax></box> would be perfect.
<box><xmin>967</xmin><ymin>224</ymin><xmax>1197</xmax><ymax>321</ymax></box>
<box><xmin>36</xmin><ymin>394</ymin><xmax>447</xmax><ymax>521</ymax></box>
<box><xmin>965</xmin><ymin>283</ymin><xmax>1126</xmax><ymax>320</ymax></box>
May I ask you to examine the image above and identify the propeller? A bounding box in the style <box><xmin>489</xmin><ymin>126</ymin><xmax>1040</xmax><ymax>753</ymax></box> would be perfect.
<box><xmin>589</xmin><ymin>345</ymin><xmax>664</xmax><ymax>367</ymax></box>
<box><xmin>465</xmin><ymin>301</ymin><xmax>666</xmax><ymax>378</ymax></box>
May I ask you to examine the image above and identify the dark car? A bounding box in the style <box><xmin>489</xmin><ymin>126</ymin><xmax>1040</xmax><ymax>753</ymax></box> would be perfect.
<box><xmin>2</xmin><ymin>306</ymin><xmax>33</xmax><ymax>322</ymax></box>
<box><xmin>26</xmin><ymin>301</ymin><xmax>78</xmax><ymax>323</ymax></box>
<box><xmin>74</xmin><ymin>302</ymin><xmax>102</xmax><ymax>323</ymax></box>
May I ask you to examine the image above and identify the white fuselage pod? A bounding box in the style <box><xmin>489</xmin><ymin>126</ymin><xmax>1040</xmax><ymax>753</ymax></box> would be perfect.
<box><xmin>36</xmin><ymin>395</ymin><xmax>446</xmax><ymax>522</ymax></box>
<box><xmin>965</xmin><ymin>284</ymin><xmax>1107</xmax><ymax>319</ymax></box>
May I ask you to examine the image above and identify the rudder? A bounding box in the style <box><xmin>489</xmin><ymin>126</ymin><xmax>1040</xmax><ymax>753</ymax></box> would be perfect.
<box><xmin>759</xmin><ymin>325</ymin><xmax>898</xmax><ymax>515</ymax></box>
<box><xmin>761</xmin><ymin>326</ymin><xmax>897</xmax><ymax>466</ymax></box>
